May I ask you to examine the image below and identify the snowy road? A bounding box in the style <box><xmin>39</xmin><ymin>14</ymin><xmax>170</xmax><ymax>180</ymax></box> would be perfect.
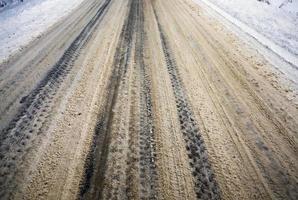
<box><xmin>0</xmin><ymin>0</ymin><xmax>297</xmax><ymax>199</ymax></box>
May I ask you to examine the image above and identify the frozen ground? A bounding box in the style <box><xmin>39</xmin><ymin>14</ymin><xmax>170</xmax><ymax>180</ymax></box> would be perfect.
<box><xmin>0</xmin><ymin>0</ymin><xmax>84</xmax><ymax>63</ymax></box>
<box><xmin>193</xmin><ymin>0</ymin><xmax>298</xmax><ymax>68</ymax></box>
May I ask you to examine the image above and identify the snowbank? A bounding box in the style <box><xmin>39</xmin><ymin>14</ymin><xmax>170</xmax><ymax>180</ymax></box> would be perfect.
<box><xmin>0</xmin><ymin>0</ymin><xmax>84</xmax><ymax>63</ymax></box>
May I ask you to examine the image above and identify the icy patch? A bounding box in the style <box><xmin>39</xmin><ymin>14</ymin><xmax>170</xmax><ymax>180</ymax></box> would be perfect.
<box><xmin>0</xmin><ymin>0</ymin><xmax>84</xmax><ymax>63</ymax></box>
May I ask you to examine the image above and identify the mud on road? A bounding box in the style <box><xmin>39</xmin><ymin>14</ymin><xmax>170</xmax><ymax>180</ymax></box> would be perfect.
<box><xmin>0</xmin><ymin>0</ymin><xmax>297</xmax><ymax>199</ymax></box>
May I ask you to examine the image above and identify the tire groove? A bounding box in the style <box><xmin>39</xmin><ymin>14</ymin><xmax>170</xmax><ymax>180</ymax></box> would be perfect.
<box><xmin>135</xmin><ymin>0</ymin><xmax>158</xmax><ymax>199</ymax></box>
<box><xmin>0</xmin><ymin>0</ymin><xmax>112</xmax><ymax>198</ymax></box>
<box><xmin>78</xmin><ymin>0</ymin><xmax>137</xmax><ymax>198</ymax></box>
<box><xmin>152</xmin><ymin>4</ymin><xmax>221</xmax><ymax>200</ymax></box>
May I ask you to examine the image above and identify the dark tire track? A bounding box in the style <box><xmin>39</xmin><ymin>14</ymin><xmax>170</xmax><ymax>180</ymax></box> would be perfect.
<box><xmin>79</xmin><ymin>1</ymin><xmax>158</xmax><ymax>199</ymax></box>
<box><xmin>152</xmin><ymin>5</ymin><xmax>221</xmax><ymax>200</ymax></box>
<box><xmin>0</xmin><ymin>0</ymin><xmax>99</xmax><ymax>132</ymax></box>
<box><xmin>0</xmin><ymin>0</ymin><xmax>112</xmax><ymax>198</ymax></box>
<box><xmin>78</xmin><ymin>0</ymin><xmax>137</xmax><ymax>198</ymax></box>
<box><xmin>135</xmin><ymin>0</ymin><xmax>158</xmax><ymax>199</ymax></box>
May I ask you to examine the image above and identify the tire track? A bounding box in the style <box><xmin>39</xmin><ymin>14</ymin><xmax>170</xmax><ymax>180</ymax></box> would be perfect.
<box><xmin>125</xmin><ymin>62</ymin><xmax>141</xmax><ymax>199</ymax></box>
<box><xmin>79</xmin><ymin>1</ymin><xmax>159</xmax><ymax>199</ymax></box>
<box><xmin>152</xmin><ymin>5</ymin><xmax>221</xmax><ymax>200</ymax></box>
<box><xmin>0</xmin><ymin>0</ymin><xmax>99</xmax><ymax>130</ymax></box>
<box><xmin>78</xmin><ymin>0</ymin><xmax>137</xmax><ymax>198</ymax></box>
<box><xmin>0</xmin><ymin>0</ymin><xmax>111</xmax><ymax>198</ymax></box>
<box><xmin>134</xmin><ymin>0</ymin><xmax>158</xmax><ymax>199</ymax></box>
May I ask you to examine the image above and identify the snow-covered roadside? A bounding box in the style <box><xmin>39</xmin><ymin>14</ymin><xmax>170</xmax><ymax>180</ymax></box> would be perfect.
<box><xmin>193</xmin><ymin>0</ymin><xmax>298</xmax><ymax>81</ymax></box>
<box><xmin>204</xmin><ymin>0</ymin><xmax>298</xmax><ymax>55</ymax></box>
<box><xmin>194</xmin><ymin>0</ymin><xmax>298</xmax><ymax>67</ymax></box>
<box><xmin>0</xmin><ymin>0</ymin><xmax>85</xmax><ymax>63</ymax></box>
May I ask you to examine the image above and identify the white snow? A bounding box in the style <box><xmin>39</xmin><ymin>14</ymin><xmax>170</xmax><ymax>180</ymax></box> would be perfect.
<box><xmin>0</xmin><ymin>0</ymin><xmax>84</xmax><ymax>63</ymax></box>
<box><xmin>1</xmin><ymin>0</ymin><xmax>23</xmax><ymax>11</ymax></box>
<box><xmin>193</xmin><ymin>0</ymin><xmax>298</xmax><ymax>68</ymax></box>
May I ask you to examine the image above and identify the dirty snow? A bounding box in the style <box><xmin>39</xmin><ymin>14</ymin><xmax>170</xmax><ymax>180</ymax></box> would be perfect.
<box><xmin>0</xmin><ymin>0</ymin><xmax>84</xmax><ymax>63</ymax></box>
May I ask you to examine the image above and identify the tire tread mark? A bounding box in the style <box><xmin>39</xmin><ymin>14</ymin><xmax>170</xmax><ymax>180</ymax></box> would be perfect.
<box><xmin>78</xmin><ymin>0</ymin><xmax>137</xmax><ymax>199</ymax></box>
<box><xmin>152</xmin><ymin>5</ymin><xmax>221</xmax><ymax>200</ymax></box>
<box><xmin>135</xmin><ymin>0</ymin><xmax>158</xmax><ymax>199</ymax></box>
<box><xmin>0</xmin><ymin>0</ymin><xmax>112</xmax><ymax>198</ymax></box>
